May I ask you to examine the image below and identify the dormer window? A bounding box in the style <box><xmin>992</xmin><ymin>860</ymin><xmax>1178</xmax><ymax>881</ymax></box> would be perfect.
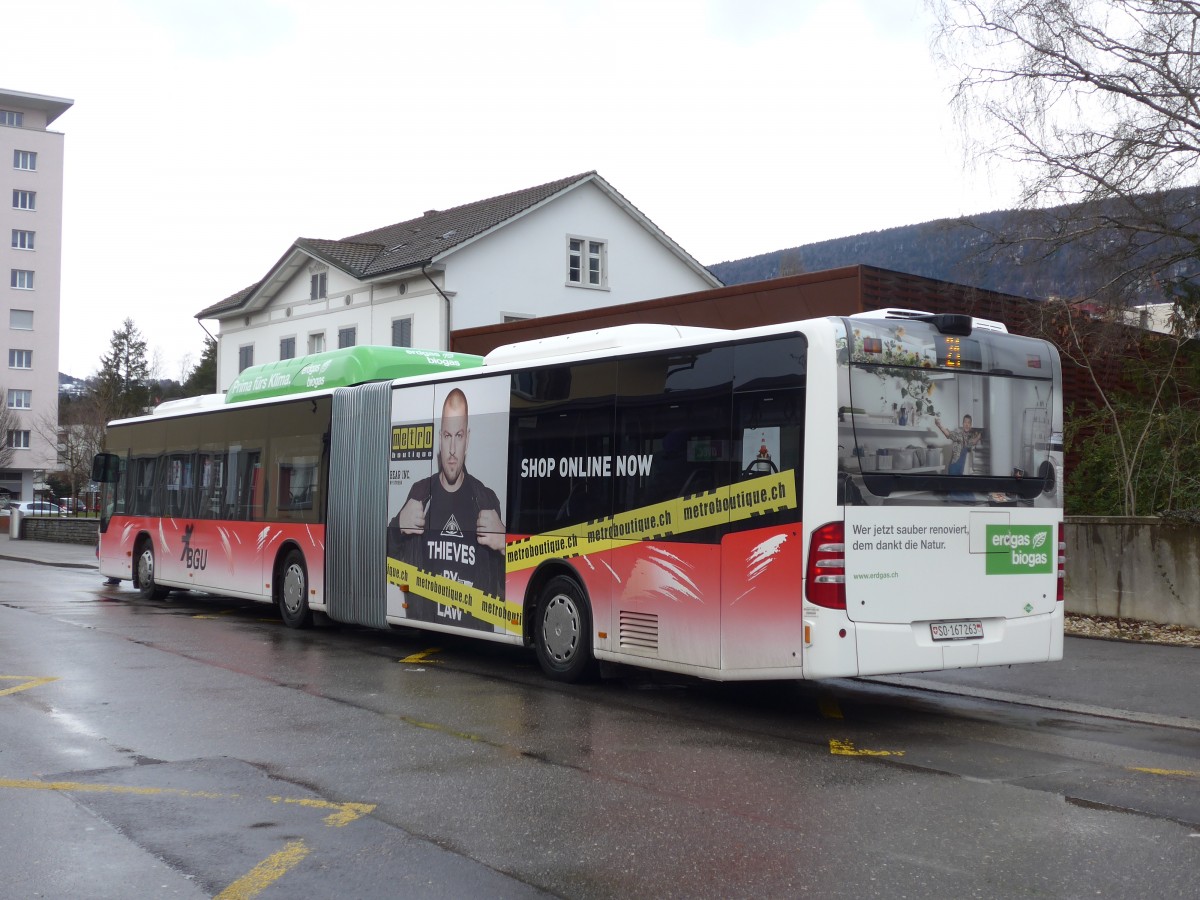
<box><xmin>567</xmin><ymin>237</ymin><xmax>607</xmax><ymax>288</ymax></box>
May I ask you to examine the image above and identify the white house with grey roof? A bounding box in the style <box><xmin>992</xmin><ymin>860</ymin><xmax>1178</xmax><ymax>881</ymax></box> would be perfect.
<box><xmin>197</xmin><ymin>172</ymin><xmax>721</xmax><ymax>392</ymax></box>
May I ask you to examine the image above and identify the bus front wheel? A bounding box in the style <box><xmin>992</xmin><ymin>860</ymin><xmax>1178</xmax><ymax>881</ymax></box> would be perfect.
<box><xmin>277</xmin><ymin>549</ymin><xmax>313</xmax><ymax>629</ymax></box>
<box><xmin>534</xmin><ymin>575</ymin><xmax>596</xmax><ymax>683</ymax></box>
<box><xmin>135</xmin><ymin>539</ymin><xmax>169</xmax><ymax>601</ymax></box>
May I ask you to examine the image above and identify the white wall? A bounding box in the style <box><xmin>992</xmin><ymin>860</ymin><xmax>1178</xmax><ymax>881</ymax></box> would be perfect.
<box><xmin>211</xmin><ymin>179</ymin><xmax>716</xmax><ymax>390</ymax></box>
<box><xmin>214</xmin><ymin>264</ymin><xmax>450</xmax><ymax>390</ymax></box>
<box><xmin>446</xmin><ymin>180</ymin><xmax>713</xmax><ymax>329</ymax></box>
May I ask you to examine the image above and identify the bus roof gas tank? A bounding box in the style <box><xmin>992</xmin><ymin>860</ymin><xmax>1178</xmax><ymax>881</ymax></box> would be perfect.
<box><xmin>850</xmin><ymin>308</ymin><xmax>1008</xmax><ymax>336</ymax></box>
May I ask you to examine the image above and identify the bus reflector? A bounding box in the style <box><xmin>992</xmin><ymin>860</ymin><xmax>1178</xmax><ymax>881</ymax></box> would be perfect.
<box><xmin>806</xmin><ymin>521</ymin><xmax>846</xmax><ymax>609</ymax></box>
<box><xmin>1057</xmin><ymin>524</ymin><xmax>1066</xmax><ymax>602</ymax></box>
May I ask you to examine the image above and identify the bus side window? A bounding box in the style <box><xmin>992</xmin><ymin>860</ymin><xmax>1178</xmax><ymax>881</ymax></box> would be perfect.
<box><xmin>733</xmin><ymin>334</ymin><xmax>807</xmax><ymax>513</ymax></box>
<box><xmin>131</xmin><ymin>457</ymin><xmax>156</xmax><ymax>516</ymax></box>
<box><xmin>236</xmin><ymin>451</ymin><xmax>263</xmax><ymax>521</ymax></box>
<box><xmin>113</xmin><ymin>455</ymin><xmax>128</xmax><ymax>516</ymax></box>
<box><xmin>616</xmin><ymin>346</ymin><xmax>734</xmax><ymax>529</ymax></box>
<box><xmin>165</xmin><ymin>453</ymin><xmax>196</xmax><ymax>519</ymax></box>
<box><xmin>197</xmin><ymin>453</ymin><xmax>227</xmax><ymax>520</ymax></box>
<box><xmin>507</xmin><ymin>361</ymin><xmax>616</xmax><ymax>535</ymax></box>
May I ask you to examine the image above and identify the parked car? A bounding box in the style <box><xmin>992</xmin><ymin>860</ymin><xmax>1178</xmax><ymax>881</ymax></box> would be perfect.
<box><xmin>60</xmin><ymin>497</ymin><xmax>88</xmax><ymax>513</ymax></box>
<box><xmin>8</xmin><ymin>500</ymin><xmax>65</xmax><ymax>516</ymax></box>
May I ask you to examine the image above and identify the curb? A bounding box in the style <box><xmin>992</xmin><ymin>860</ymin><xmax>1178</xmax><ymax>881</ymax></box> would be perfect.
<box><xmin>0</xmin><ymin>552</ymin><xmax>98</xmax><ymax>571</ymax></box>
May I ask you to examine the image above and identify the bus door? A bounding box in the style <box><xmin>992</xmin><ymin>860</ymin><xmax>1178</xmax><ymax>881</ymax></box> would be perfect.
<box><xmin>720</xmin><ymin>335</ymin><xmax>807</xmax><ymax>672</ymax></box>
<box><xmin>204</xmin><ymin>444</ymin><xmax>266</xmax><ymax>598</ymax></box>
<box><xmin>612</xmin><ymin>348</ymin><xmax>730</xmax><ymax>670</ymax></box>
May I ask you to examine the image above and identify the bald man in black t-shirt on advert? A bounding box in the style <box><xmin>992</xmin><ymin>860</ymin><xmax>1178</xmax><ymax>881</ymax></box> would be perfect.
<box><xmin>387</xmin><ymin>389</ymin><xmax>506</xmax><ymax>610</ymax></box>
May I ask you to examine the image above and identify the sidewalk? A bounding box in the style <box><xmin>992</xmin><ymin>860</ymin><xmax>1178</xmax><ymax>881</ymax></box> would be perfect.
<box><xmin>0</xmin><ymin>532</ymin><xmax>98</xmax><ymax>569</ymax></box>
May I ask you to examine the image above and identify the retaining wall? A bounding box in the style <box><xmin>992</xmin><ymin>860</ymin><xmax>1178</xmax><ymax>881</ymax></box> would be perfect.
<box><xmin>1065</xmin><ymin>516</ymin><xmax>1200</xmax><ymax>628</ymax></box>
<box><xmin>11</xmin><ymin>516</ymin><xmax>99</xmax><ymax>546</ymax></box>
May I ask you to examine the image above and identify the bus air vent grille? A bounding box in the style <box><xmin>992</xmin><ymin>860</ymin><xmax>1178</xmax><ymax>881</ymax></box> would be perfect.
<box><xmin>619</xmin><ymin>610</ymin><xmax>659</xmax><ymax>652</ymax></box>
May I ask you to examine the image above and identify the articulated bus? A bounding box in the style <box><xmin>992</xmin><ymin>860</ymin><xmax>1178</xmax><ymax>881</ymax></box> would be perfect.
<box><xmin>92</xmin><ymin>310</ymin><xmax>1065</xmax><ymax>682</ymax></box>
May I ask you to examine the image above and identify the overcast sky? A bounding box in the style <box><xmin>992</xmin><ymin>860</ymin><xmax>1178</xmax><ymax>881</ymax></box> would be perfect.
<box><xmin>7</xmin><ymin>0</ymin><xmax>1018</xmax><ymax>381</ymax></box>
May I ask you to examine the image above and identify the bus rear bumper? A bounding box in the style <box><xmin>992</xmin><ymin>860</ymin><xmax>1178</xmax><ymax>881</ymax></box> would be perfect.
<box><xmin>852</xmin><ymin>604</ymin><xmax>1064</xmax><ymax>677</ymax></box>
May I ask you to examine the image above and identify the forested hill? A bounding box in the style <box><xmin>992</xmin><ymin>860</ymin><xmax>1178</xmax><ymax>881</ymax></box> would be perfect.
<box><xmin>706</xmin><ymin>204</ymin><xmax>1175</xmax><ymax>302</ymax></box>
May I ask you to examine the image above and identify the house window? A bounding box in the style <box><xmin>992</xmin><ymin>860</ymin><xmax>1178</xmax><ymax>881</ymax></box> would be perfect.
<box><xmin>8</xmin><ymin>349</ymin><xmax>31</xmax><ymax>368</ymax></box>
<box><xmin>310</xmin><ymin>272</ymin><xmax>327</xmax><ymax>300</ymax></box>
<box><xmin>7</xmin><ymin>389</ymin><xmax>31</xmax><ymax>409</ymax></box>
<box><xmin>503</xmin><ymin>313</ymin><xmax>533</xmax><ymax>323</ymax></box>
<box><xmin>337</xmin><ymin>326</ymin><xmax>357</xmax><ymax>349</ymax></box>
<box><xmin>12</xmin><ymin>190</ymin><xmax>35</xmax><ymax>210</ymax></box>
<box><xmin>10</xmin><ymin>309</ymin><xmax>33</xmax><ymax>329</ymax></box>
<box><xmin>238</xmin><ymin>344</ymin><xmax>254</xmax><ymax>372</ymax></box>
<box><xmin>280</xmin><ymin>336</ymin><xmax>296</xmax><ymax>360</ymax></box>
<box><xmin>0</xmin><ymin>110</ymin><xmax>23</xmax><ymax>127</ymax></box>
<box><xmin>13</xmin><ymin>150</ymin><xmax>36</xmax><ymax>171</ymax></box>
<box><xmin>567</xmin><ymin>237</ymin><xmax>607</xmax><ymax>287</ymax></box>
<box><xmin>308</xmin><ymin>332</ymin><xmax>325</xmax><ymax>354</ymax></box>
<box><xmin>10</xmin><ymin>270</ymin><xmax>34</xmax><ymax>290</ymax></box>
<box><xmin>391</xmin><ymin>317</ymin><xmax>413</xmax><ymax>348</ymax></box>
<box><xmin>11</xmin><ymin>229</ymin><xmax>34</xmax><ymax>250</ymax></box>
<box><xmin>7</xmin><ymin>430</ymin><xmax>30</xmax><ymax>450</ymax></box>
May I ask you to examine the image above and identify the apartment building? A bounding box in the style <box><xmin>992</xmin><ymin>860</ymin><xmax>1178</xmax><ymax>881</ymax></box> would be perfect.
<box><xmin>1</xmin><ymin>88</ymin><xmax>73</xmax><ymax>502</ymax></box>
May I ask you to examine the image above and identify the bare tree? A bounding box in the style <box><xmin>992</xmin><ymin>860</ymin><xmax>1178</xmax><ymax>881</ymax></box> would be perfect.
<box><xmin>932</xmin><ymin>0</ymin><xmax>1200</xmax><ymax>514</ymax></box>
<box><xmin>35</xmin><ymin>397</ymin><xmax>106</xmax><ymax>506</ymax></box>
<box><xmin>0</xmin><ymin>388</ymin><xmax>16</xmax><ymax>471</ymax></box>
<box><xmin>932</xmin><ymin>0</ymin><xmax>1200</xmax><ymax>304</ymax></box>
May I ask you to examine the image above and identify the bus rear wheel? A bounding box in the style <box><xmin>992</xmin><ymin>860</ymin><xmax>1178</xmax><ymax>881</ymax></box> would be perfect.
<box><xmin>277</xmin><ymin>549</ymin><xmax>313</xmax><ymax>629</ymax></box>
<box><xmin>135</xmin><ymin>539</ymin><xmax>170</xmax><ymax>601</ymax></box>
<box><xmin>534</xmin><ymin>575</ymin><xmax>596</xmax><ymax>683</ymax></box>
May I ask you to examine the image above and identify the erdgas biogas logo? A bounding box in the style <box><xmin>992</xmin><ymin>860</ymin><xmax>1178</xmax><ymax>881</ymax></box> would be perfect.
<box><xmin>985</xmin><ymin>525</ymin><xmax>1053</xmax><ymax>575</ymax></box>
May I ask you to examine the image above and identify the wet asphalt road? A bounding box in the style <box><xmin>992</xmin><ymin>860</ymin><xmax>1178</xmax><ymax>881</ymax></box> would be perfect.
<box><xmin>1</xmin><ymin>559</ymin><xmax>1197</xmax><ymax>899</ymax></box>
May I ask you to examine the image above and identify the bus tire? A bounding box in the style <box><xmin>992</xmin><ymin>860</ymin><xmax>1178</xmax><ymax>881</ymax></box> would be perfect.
<box><xmin>134</xmin><ymin>538</ymin><xmax>170</xmax><ymax>601</ymax></box>
<box><xmin>277</xmin><ymin>549</ymin><xmax>313</xmax><ymax>629</ymax></box>
<box><xmin>534</xmin><ymin>575</ymin><xmax>596</xmax><ymax>683</ymax></box>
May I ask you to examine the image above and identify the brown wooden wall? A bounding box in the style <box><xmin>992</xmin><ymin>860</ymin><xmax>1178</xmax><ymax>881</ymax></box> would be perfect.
<box><xmin>452</xmin><ymin>265</ymin><xmax>1173</xmax><ymax>483</ymax></box>
<box><xmin>452</xmin><ymin>267</ymin><xmax>867</xmax><ymax>356</ymax></box>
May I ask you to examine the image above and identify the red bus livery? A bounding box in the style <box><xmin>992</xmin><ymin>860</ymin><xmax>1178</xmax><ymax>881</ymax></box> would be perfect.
<box><xmin>93</xmin><ymin>311</ymin><xmax>1064</xmax><ymax>681</ymax></box>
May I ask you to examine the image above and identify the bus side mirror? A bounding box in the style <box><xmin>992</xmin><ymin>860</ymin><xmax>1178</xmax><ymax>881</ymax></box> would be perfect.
<box><xmin>92</xmin><ymin>453</ymin><xmax>120</xmax><ymax>483</ymax></box>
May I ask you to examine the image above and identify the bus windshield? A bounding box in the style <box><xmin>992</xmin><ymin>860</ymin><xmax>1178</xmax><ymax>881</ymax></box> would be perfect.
<box><xmin>836</xmin><ymin>316</ymin><xmax>1061</xmax><ymax>507</ymax></box>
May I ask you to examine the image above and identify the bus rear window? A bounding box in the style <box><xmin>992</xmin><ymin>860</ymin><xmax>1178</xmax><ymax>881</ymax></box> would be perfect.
<box><xmin>836</xmin><ymin>318</ymin><xmax>1060</xmax><ymax>508</ymax></box>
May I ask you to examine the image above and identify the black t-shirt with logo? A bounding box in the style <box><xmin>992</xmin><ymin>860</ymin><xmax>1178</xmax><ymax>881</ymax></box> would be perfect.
<box><xmin>386</xmin><ymin>470</ymin><xmax>504</xmax><ymax>630</ymax></box>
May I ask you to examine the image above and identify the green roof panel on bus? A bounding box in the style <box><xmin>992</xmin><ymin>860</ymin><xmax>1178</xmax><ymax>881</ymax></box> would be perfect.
<box><xmin>225</xmin><ymin>346</ymin><xmax>484</xmax><ymax>403</ymax></box>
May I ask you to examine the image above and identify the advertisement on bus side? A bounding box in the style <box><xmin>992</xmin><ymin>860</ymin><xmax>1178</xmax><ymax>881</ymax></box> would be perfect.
<box><xmin>386</xmin><ymin>377</ymin><xmax>516</xmax><ymax>634</ymax></box>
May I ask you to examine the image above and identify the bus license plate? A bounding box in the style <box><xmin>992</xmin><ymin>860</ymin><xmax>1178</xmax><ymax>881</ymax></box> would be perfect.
<box><xmin>930</xmin><ymin>620</ymin><xmax>984</xmax><ymax>641</ymax></box>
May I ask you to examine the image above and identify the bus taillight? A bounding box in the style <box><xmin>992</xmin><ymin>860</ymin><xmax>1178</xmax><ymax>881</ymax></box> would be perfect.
<box><xmin>1057</xmin><ymin>523</ymin><xmax>1066</xmax><ymax>602</ymax></box>
<box><xmin>806</xmin><ymin>521</ymin><xmax>846</xmax><ymax>610</ymax></box>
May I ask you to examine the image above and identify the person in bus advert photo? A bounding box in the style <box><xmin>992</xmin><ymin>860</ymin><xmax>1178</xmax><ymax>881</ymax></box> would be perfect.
<box><xmin>387</xmin><ymin>387</ymin><xmax>506</xmax><ymax>598</ymax></box>
<box><xmin>934</xmin><ymin>414</ymin><xmax>982</xmax><ymax>475</ymax></box>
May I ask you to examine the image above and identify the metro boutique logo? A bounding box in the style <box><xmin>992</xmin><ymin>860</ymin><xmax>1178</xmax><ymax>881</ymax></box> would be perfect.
<box><xmin>985</xmin><ymin>525</ymin><xmax>1053</xmax><ymax>575</ymax></box>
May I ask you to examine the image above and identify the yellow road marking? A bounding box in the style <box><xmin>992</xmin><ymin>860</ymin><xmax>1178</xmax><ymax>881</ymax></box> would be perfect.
<box><xmin>215</xmin><ymin>839</ymin><xmax>310</xmax><ymax>900</ymax></box>
<box><xmin>830</xmin><ymin>739</ymin><xmax>904</xmax><ymax>757</ymax></box>
<box><xmin>0</xmin><ymin>676</ymin><xmax>58</xmax><ymax>697</ymax></box>
<box><xmin>818</xmin><ymin>695</ymin><xmax>844</xmax><ymax>719</ymax></box>
<box><xmin>1128</xmin><ymin>766</ymin><xmax>1199</xmax><ymax>778</ymax></box>
<box><xmin>399</xmin><ymin>647</ymin><xmax>442</xmax><ymax>664</ymax></box>
<box><xmin>0</xmin><ymin>779</ymin><xmax>375</xmax><ymax>825</ymax></box>
<box><xmin>266</xmin><ymin>796</ymin><xmax>377</xmax><ymax>827</ymax></box>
